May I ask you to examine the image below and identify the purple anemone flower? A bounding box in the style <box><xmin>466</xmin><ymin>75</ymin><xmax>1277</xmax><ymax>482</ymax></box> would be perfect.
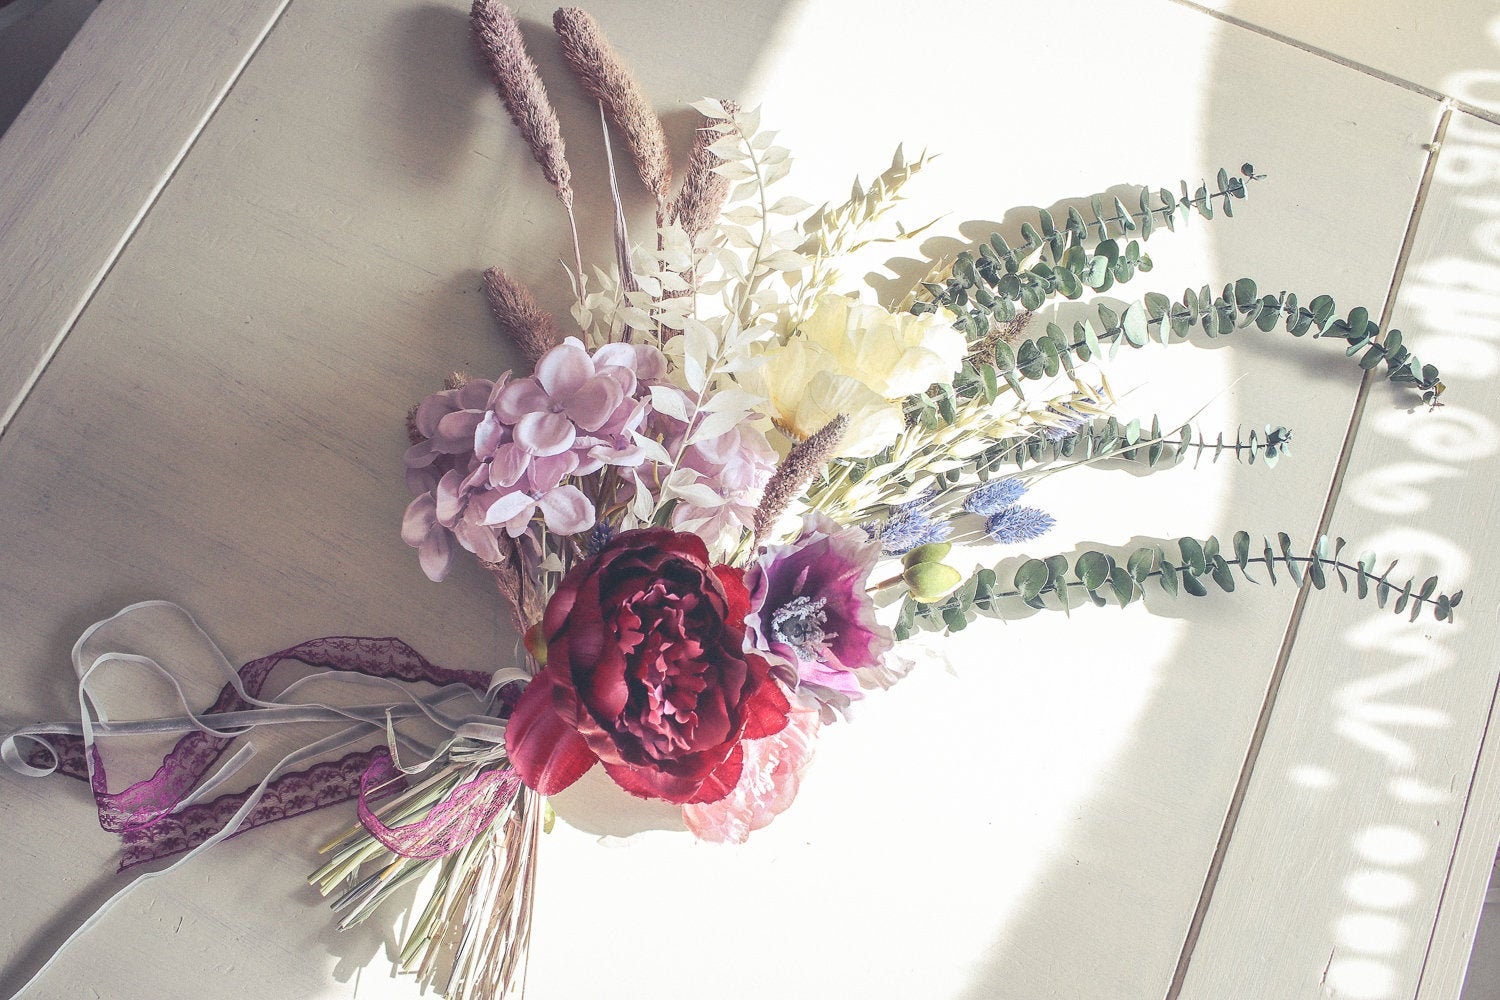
<box><xmin>745</xmin><ymin>512</ymin><xmax>894</xmax><ymax>719</ymax></box>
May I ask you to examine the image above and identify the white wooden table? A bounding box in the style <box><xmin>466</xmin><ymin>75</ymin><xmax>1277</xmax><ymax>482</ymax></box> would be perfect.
<box><xmin>2</xmin><ymin>2</ymin><xmax>1497</xmax><ymax>998</ymax></box>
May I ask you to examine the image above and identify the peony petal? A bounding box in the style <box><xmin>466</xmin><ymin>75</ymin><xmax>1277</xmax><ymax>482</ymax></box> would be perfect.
<box><xmin>683</xmin><ymin>742</ymin><xmax>744</xmax><ymax>804</ymax></box>
<box><xmin>505</xmin><ymin>674</ymin><xmax>597</xmax><ymax>795</ymax></box>
<box><xmin>601</xmin><ymin>753</ymin><xmax>727</xmax><ymax>804</ymax></box>
<box><xmin>682</xmin><ymin>695</ymin><xmax>820</xmax><ymax>843</ymax></box>
<box><xmin>738</xmin><ymin>663</ymin><xmax>791</xmax><ymax>741</ymax></box>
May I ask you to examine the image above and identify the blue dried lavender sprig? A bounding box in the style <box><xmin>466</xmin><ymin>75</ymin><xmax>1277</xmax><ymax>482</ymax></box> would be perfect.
<box><xmin>877</xmin><ymin>490</ymin><xmax>952</xmax><ymax>555</ymax></box>
<box><xmin>962</xmin><ymin>477</ymin><xmax>1027</xmax><ymax>515</ymax></box>
<box><xmin>586</xmin><ymin>520</ymin><xmax>615</xmax><ymax>557</ymax></box>
<box><xmin>984</xmin><ymin>505</ymin><xmax>1055</xmax><ymax>544</ymax></box>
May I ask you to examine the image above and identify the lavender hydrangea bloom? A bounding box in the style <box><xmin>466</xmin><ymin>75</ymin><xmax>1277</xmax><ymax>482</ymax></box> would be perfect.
<box><xmin>744</xmin><ymin>513</ymin><xmax>894</xmax><ymax>720</ymax></box>
<box><xmin>984</xmin><ymin>505</ymin><xmax>1056</xmax><ymax>544</ymax></box>
<box><xmin>401</xmin><ymin>338</ymin><xmax>665</xmax><ymax>581</ymax></box>
<box><xmin>962</xmin><ymin>477</ymin><xmax>1027</xmax><ymax>515</ymax></box>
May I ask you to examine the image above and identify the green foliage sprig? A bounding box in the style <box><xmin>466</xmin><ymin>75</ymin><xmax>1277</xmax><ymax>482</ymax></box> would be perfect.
<box><xmin>908</xmin><ymin>164</ymin><xmax>1445</xmax><ymax>406</ymax></box>
<box><xmin>979</xmin><ymin>283</ymin><xmax>1445</xmax><ymax>404</ymax></box>
<box><xmin>984</xmin><ymin>416</ymin><xmax>1292</xmax><ymax>472</ymax></box>
<box><xmin>895</xmin><ymin>531</ymin><xmax>1462</xmax><ymax>638</ymax></box>
<box><xmin>911</xmin><ymin>165</ymin><xmax>1262</xmax><ymax>336</ymax></box>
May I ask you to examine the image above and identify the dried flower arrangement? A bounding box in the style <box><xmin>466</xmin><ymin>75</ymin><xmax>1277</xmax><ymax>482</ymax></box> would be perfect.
<box><xmin>0</xmin><ymin>4</ymin><xmax>1460</xmax><ymax>1000</ymax></box>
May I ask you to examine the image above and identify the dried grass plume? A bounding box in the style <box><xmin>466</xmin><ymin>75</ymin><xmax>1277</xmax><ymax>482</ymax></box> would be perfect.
<box><xmin>753</xmin><ymin>415</ymin><xmax>849</xmax><ymax>546</ymax></box>
<box><xmin>552</xmin><ymin>7</ymin><xmax>672</xmax><ymax>203</ymax></box>
<box><xmin>471</xmin><ymin>0</ymin><xmax>574</xmax><ymax>208</ymax></box>
<box><xmin>483</xmin><ymin>267</ymin><xmax>562</xmax><ymax>370</ymax></box>
<box><xmin>670</xmin><ymin>100</ymin><xmax>737</xmax><ymax>242</ymax></box>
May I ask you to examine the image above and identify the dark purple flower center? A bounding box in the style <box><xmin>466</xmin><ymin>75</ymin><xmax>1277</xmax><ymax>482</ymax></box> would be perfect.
<box><xmin>770</xmin><ymin>595</ymin><xmax>836</xmax><ymax>663</ymax></box>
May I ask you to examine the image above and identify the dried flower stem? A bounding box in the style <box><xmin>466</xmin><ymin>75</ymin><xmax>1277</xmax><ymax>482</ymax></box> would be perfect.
<box><xmin>470</xmin><ymin>0</ymin><xmax>584</xmax><ymax>281</ymax></box>
<box><xmin>483</xmin><ymin>267</ymin><xmax>562</xmax><ymax>370</ymax></box>
<box><xmin>753</xmin><ymin>415</ymin><xmax>848</xmax><ymax>546</ymax></box>
<box><xmin>553</xmin><ymin>7</ymin><xmax>672</xmax><ymax>205</ymax></box>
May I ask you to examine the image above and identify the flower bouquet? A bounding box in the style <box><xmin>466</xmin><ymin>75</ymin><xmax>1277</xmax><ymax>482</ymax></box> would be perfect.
<box><xmin>0</xmin><ymin>4</ymin><xmax>1461</xmax><ymax>1000</ymax></box>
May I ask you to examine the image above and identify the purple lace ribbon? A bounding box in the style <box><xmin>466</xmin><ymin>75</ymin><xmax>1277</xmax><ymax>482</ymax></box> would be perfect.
<box><xmin>6</xmin><ymin>604</ymin><xmax>517</xmax><ymax>871</ymax></box>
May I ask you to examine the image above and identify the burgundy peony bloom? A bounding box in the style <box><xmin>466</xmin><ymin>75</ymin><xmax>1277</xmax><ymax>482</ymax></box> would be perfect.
<box><xmin>505</xmin><ymin>528</ymin><xmax>791</xmax><ymax>804</ymax></box>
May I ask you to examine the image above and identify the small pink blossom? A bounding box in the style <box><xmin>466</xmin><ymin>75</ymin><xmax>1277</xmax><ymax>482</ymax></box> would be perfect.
<box><xmin>681</xmin><ymin>690</ymin><xmax>820</xmax><ymax>843</ymax></box>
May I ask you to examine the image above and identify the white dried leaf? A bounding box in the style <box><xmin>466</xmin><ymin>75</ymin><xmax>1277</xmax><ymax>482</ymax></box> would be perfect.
<box><xmin>738</xmin><ymin>105</ymin><xmax>762</xmax><ymax>135</ymax></box>
<box><xmin>730</xmin><ymin>179</ymin><xmax>761</xmax><ymax>203</ymax></box>
<box><xmin>690</xmin><ymin>408</ymin><xmax>747</xmax><ymax>444</ymax></box>
<box><xmin>768</xmin><ymin>228</ymin><xmax>806</xmax><ymax>250</ymax></box>
<box><xmin>657</xmin><ymin>270</ymin><xmax>691</xmax><ymax>294</ymax></box>
<box><xmin>767</xmin><ymin>195</ymin><xmax>813</xmax><ymax>216</ymax></box>
<box><xmin>713</xmin><ymin>161</ymin><xmax>755</xmax><ymax>181</ymax></box>
<box><xmin>671</xmin><ymin>482</ymin><xmax>727</xmax><ymax>508</ymax></box>
<box><xmin>722</xmin><ymin>205</ymin><xmax>762</xmax><ymax>226</ymax></box>
<box><xmin>760</xmin><ymin>250</ymin><xmax>809</xmax><ymax>271</ymax></box>
<box><xmin>760</xmin><ymin>146</ymin><xmax>791</xmax><ymax>166</ymax></box>
<box><xmin>617</xmin><ymin>305</ymin><xmax>655</xmax><ymax>330</ymax></box>
<box><xmin>715</xmin><ymin>248</ymin><xmax>745</xmax><ymax>280</ymax></box>
<box><xmin>631</xmin><ymin>432</ymin><xmax>674</xmax><ymax>465</ymax></box>
<box><xmin>649</xmin><ymin>383</ymin><xmax>691</xmax><ymax>421</ymax></box>
<box><xmin>708</xmin><ymin>134</ymin><xmax>747</xmax><ymax>160</ymax></box>
<box><xmin>699</xmin><ymin>387</ymin><xmax>762</xmax><ymax>415</ymax></box>
<box><xmin>654</xmin><ymin>309</ymin><xmax>687</xmax><ymax>331</ymax></box>
<box><xmin>749</xmin><ymin>129</ymin><xmax>778</xmax><ymax>150</ymax></box>
<box><xmin>689</xmin><ymin>97</ymin><xmax>728</xmax><ymax>118</ymax></box>
<box><xmin>763</xmin><ymin>159</ymin><xmax>793</xmax><ymax>185</ymax></box>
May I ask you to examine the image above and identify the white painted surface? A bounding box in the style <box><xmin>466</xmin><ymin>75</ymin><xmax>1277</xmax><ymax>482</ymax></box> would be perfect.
<box><xmin>0</xmin><ymin>2</ymin><xmax>1491</xmax><ymax>999</ymax></box>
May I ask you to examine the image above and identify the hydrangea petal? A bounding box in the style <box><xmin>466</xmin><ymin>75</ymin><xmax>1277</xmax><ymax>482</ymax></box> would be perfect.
<box><xmin>417</xmin><ymin>531</ymin><xmax>452</xmax><ymax>582</ymax></box>
<box><xmin>401</xmin><ymin>494</ymin><xmax>438</xmax><ymax>547</ymax></box>
<box><xmin>536</xmin><ymin>485</ymin><xmax>595</xmax><ymax>535</ymax></box>
<box><xmin>494</xmin><ymin>379</ymin><xmax>550</xmax><ymax>423</ymax></box>
<box><xmin>534</xmin><ymin>338</ymin><xmax>594</xmax><ymax>398</ymax></box>
<box><xmin>514</xmin><ymin>411</ymin><xmax>576</xmax><ymax>457</ymax></box>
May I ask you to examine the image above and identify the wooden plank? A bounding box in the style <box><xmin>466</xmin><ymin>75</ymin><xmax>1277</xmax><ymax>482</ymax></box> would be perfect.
<box><xmin>0</xmin><ymin>0</ymin><xmax>292</xmax><ymax>435</ymax></box>
<box><xmin>0</xmin><ymin>0</ymin><xmax>1456</xmax><ymax>998</ymax></box>
<box><xmin>1178</xmin><ymin>109</ymin><xmax>1500</xmax><ymax>1000</ymax></box>
<box><xmin>1184</xmin><ymin>0</ymin><xmax>1500</xmax><ymax>120</ymax></box>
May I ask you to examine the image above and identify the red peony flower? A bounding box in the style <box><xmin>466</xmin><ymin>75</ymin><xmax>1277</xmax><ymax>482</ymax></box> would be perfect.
<box><xmin>505</xmin><ymin>528</ymin><xmax>790</xmax><ymax>804</ymax></box>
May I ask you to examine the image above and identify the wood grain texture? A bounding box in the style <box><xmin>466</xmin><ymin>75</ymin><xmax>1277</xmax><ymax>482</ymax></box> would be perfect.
<box><xmin>0</xmin><ymin>1</ymin><xmax>1482</xmax><ymax>998</ymax></box>
<box><xmin>0</xmin><ymin>0</ymin><xmax>292</xmax><ymax>435</ymax></box>
<box><xmin>1177</xmin><ymin>110</ymin><xmax>1500</xmax><ymax>1000</ymax></box>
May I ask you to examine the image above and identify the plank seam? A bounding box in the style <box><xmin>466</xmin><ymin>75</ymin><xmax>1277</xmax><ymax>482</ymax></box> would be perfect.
<box><xmin>1168</xmin><ymin>0</ymin><xmax>1500</xmax><ymax>127</ymax></box>
<box><xmin>1163</xmin><ymin>104</ymin><xmax>1452</xmax><ymax>1000</ymax></box>
<box><xmin>0</xmin><ymin>0</ymin><xmax>298</xmax><ymax>443</ymax></box>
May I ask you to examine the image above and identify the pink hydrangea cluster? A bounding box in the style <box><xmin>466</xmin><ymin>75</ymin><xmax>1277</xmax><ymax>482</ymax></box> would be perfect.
<box><xmin>401</xmin><ymin>337</ymin><xmax>774</xmax><ymax>581</ymax></box>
